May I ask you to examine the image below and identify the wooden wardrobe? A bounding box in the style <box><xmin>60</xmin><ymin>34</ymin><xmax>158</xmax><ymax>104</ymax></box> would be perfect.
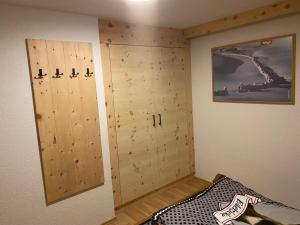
<box><xmin>99</xmin><ymin>20</ymin><xmax>195</xmax><ymax>207</ymax></box>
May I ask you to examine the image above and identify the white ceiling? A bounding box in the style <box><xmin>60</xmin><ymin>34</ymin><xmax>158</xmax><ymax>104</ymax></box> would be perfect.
<box><xmin>0</xmin><ymin>0</ymin><xmax>278</xmax><ymax>28</ymax></box>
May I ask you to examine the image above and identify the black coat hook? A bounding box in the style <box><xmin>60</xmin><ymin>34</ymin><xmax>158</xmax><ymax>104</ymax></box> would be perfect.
<box><xmin>34</xmin><ymin>69</ymin><xmax>47</xmax><ymax>79</ymax></box>
<box><xmin>52</xmin><ymin>68</ymin><xmax>64</xmax><ymax>78</ymax></box>
<box><xmin>85</xmin><ymin>68</ymin><xmax>93</xmax><ymax>77</ymax></box>
<box><xmin>158</xmin><ymin>113</ymin><xmax>162</xmax><ymax>126</ymax></box>
<box><xmin>152</xmin><ymin>115</ymin><xmax>156</xmax><ymax>127</ymax></box>
<box><xmin>70</xmin><ymin>68</ymin><xmax>79</xmax><ymax>78</ymax></box>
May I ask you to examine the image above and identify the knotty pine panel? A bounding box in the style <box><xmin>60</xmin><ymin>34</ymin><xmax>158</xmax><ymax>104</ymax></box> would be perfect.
<box><xmin>27</xmin><ymin>39</ymin><xmax>104</xmax><ymax>204</ymax></box>
<box><xmin>109</xmin><ymin>45</ymin><xmax>194</xmax><ymax>204</ymax></box>
<box><xmin>109</xmin><ymin>45</ymin><xmax>159</xmax><ymax>204</ymax></box>
<box><xmin>99</xmin><ymin>20</ymin><xmax>186</xmax><ymax>48</ymax></box>
<box><xmin>151</xmin><ymin>47</ymin><xmax>192</xmax><ymax>186</ymax></box>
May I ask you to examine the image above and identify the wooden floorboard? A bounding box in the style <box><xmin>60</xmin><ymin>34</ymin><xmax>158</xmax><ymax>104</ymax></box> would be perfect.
<box><xmin>102</xmin><ymin>176</ymin><xmax>211</xmax><ymax>225</ymax></box>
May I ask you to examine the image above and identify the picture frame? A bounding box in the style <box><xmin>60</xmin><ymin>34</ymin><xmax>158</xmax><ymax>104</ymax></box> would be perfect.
<box><xmin>212</xmin><ymin>34</ymin><xmax>296</xmax><ymax>104</ymax></box>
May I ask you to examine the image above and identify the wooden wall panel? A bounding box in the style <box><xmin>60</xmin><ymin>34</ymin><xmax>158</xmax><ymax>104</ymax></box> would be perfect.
<box><xmin>99</xmin><ymin>20</ymin><xmax>195</xmax><ymax>207</ymax></box>
<box><xmin>107</xmin><ymin>44</ymin><xmax>195</xmax><ymax>205</ymax></box>
<box><xmin>184</xmin><ymin>0</ymin><xmax>300</xmax><ymax>39</ymax></box>
<box><xmin>184</xmin><ymin>43</ymin><xmax>195</xmax><ymax>173</ymax></box>
<box><xmin>151</xmin><ymin>47</ymin><xmax>191</xmax><ymax>186</ymax></box>
<box><xmin>77</xmin><ymin>42</ymin><xmax>104</xmax><ymax>187</ymax></box>
<box><xmin>45</xmin><ymin>41</ymin><xmax>77</xmax><ymax>200</ymax></box>
<box><xmin>27</xmin><ymin>40</ymin><xmax>59</xmax><ymax>200</ymax></box>
<box><xmin>99</xmin><ymin>20</ymin><xmax>186</xmax><ymax>47</ymax></box>
<box><xmin>109</xmin><ymin>45</ymin><xmax>159</xmax><ymax>204</ymax></box>
<box><xmin>27</xmin><ymin>39</ymin><xmax>104</xmax><ymax>204</ymax></box>
<box><xmin>63</xmin><ymin>41</ymin><xmax>87</xmax><ymax>190</ymax></box>
<box><xmin>100</xmin><ymin>43</ymin><xmax>122</xmax><ymax>206</ymax></box>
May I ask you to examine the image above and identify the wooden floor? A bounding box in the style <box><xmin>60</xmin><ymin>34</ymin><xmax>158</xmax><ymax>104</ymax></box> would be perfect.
<box><xmin>103</xmin><ymin>176</ymin><xmax>211</xmax><ymax>225</ymax></box>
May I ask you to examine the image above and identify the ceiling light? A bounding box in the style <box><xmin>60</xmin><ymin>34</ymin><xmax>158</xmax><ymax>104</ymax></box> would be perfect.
<box><xmin>126</xmin><ymin>0</ymin><xmax>150</xmax><ymax>2</ymax></box>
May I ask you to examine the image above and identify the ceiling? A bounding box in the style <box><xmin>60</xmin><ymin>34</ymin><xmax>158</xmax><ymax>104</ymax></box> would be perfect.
<box><xmin>0</xmin><ymin>0</ymin><xmax>279</xmax><ymax>28</ymax></box>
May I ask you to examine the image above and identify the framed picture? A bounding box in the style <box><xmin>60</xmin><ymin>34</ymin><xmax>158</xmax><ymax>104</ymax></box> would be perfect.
<box><xmin>212</xmin><ymin>34</ymin><xmax>296</xmax><ymax>104</ymax></box>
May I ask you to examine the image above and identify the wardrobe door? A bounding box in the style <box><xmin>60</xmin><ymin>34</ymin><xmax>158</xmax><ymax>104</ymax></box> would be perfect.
<box><xmin>151</xmin><ymin>47</ymin><xmax>191</xmax><ymax>187</ymax></box>
<box><xmin>109</xmin><ymin>45</ymin><xmax>159</xmax><ymax>203</ymax></box>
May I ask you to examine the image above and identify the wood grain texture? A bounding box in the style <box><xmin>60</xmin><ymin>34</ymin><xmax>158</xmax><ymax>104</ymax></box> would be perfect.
<box><xmin>100</xmin><ymin>43</ymin><xmax>122</xmax><ymax>207</ymax></box>
<box><xmin>109</xmin><ymin>45</ymin><xmax>159</xmax><ymax>204</ymax></box>
<box><xmin>99</xmin><ymin>20</ymin><xmax>195</xmax><ymax>207</ymax></box>
<box><xmin>77</xmin><ymin>42</ymin><xmax>104</xmax><ymax>189</ymax></box>
<box><xmin>184</xmin><ymin>0</ymin><xmax>300</xmax><ymax>39</ymax></box>
<box><xmin>108</xmin><ymin>44</ymin><xmax>195</xmax><ymax>205</ymax></box>
<box><xmin>102</xmin><ymin>176</ymin><xmax>211</xmax><ymax>225</ymax></box>
<box><xmin>184</xmin><ymin>42</ymin><xmax>195</xmax><ymax>173</ymax></box>
<box><xmin>151</xmin><ymin>47</ymin><xmax>191</xmax><ymax>185</ymax></box>
<box><xmin>99</xmin><ymin>20</ymin><xmax>186</xmax><ymax>47</ymax></box>
<box><xmin>27</xmin><ymin>39</ymin><xmax>104</xmax><ymax>204</ymax></box>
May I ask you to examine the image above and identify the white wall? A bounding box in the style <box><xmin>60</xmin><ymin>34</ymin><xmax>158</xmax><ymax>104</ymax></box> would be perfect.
<box><xmin>191</xmin><ymin>14</ymin><xmax>300</xmax><ymax>209</ymax></box>
<box><xmin>0</xmin><ymin>4</ymin><xmax>115</xmax><ymax>225</ymax></box>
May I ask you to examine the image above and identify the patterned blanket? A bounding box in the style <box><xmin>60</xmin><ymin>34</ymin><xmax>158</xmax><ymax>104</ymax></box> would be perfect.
<box><xmin>141</xmin><ymin>176</ymin><xmax>300</xmax><ymax>225</ymax></box>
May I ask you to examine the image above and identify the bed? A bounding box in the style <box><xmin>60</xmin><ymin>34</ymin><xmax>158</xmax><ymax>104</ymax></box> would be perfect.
<box><xmin>142</xmin><ymin>175</ymin><xmax>300</xmax><ymax>225</ymax></box>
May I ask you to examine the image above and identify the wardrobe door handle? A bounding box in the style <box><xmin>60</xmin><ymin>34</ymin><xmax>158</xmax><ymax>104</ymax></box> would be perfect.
<box><xmin>158</xmin><ymin>114</ymin><xmax>162</xmax><ymax>126</ymax></box>
<box><xmin>152</xmin><ymin>115</ymin><xmax>156</xmax><ymax>127</ymax></box>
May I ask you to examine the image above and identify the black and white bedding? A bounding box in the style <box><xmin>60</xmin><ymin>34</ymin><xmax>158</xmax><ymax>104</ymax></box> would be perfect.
<box><xmin>142</xmin><ymin>176</ymin><xmax>300</xmax><ymax>225</ymax></box>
